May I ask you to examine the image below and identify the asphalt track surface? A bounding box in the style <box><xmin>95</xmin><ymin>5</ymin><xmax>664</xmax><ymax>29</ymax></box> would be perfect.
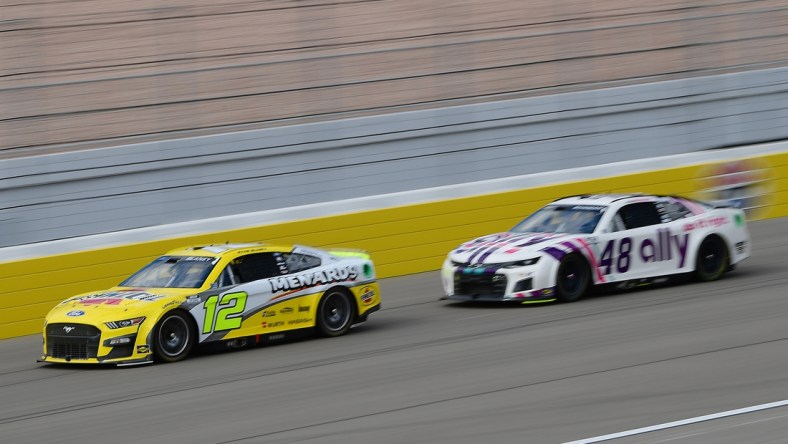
<box><xmin>1</xmin><ymin>218</ymin><xmax>786</xmax><ymax>444</ymax></box>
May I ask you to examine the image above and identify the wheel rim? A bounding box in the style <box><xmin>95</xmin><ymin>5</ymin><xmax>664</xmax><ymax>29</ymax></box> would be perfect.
<box><xmin>560</xmin><ymin>258</ymin><xmax>586</xmax><ymax>296</ymax></box>
<box><xmin>700</xmin><ymin>240</ymin><xmax>725</xmax><ymax>275</ymax></box>
<box><xmin>322</xmin><ymin>292</ymin><xmax>351</xmax><ymax>332</ymax></box>
<box><xmin>158</xmin><ymin>315</ymin><xmax>190</xmax><ymax>357</ymax></box>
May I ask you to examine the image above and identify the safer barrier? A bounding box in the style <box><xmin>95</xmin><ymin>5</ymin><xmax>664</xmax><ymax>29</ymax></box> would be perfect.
<box><xmin>1</xmin><ymin>146</ymin><xmax>786</xmax><ymax>339</ymax></box>
<box><xmin>5</xmin><ymin>66</ymin><xmax>788</xmax><ymax>248</ymax></box>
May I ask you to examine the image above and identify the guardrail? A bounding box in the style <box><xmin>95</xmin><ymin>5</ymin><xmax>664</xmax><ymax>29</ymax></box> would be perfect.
<box><xmin>3</xmin><ymin>66</ymin><xmax>788</xmax><ymax>247</ymax></box>
<box><xmin>1</xmin><ymin>143</ymin><xmax>785</xmax><ymax>339</ymax></box>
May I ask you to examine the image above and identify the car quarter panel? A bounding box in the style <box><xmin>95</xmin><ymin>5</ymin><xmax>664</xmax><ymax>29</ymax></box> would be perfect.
<box><xmin>186</xmin><ymin>258</ymin><xmax>379</xmax><ymax>343</ymax></box>
<box><xmin>681</xmin><ymin>208</ymin><xmax>751</xmax><ymax>270</ymax></box>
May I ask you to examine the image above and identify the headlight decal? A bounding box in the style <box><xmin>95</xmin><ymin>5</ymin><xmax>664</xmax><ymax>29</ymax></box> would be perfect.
<box><xmin>502</xmin><ymin>257</ymin><xmax>540</xmax><ymax>268</ymax></box>
<box><xmin>103</xmin><ymin>334</ymin><xmax>137</xmax><ymax>347</ymax></box>
<box><xmin>105</xmin><ymin>317</ymin><xmax>145</xmax><ymax>329</ymax></box>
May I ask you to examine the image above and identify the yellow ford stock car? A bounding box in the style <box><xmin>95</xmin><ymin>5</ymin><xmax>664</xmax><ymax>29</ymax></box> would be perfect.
<box><xmin>40</xmin><ymin>243</ymin><xmax>381</xmax><ymax>366</ymax></box>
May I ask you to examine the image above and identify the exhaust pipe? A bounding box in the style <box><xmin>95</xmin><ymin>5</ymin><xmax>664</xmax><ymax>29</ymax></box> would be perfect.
<box><xmin>226</xmin><ymin>338</ymin><xmax>248</xmax><ymax>349</ymax></box>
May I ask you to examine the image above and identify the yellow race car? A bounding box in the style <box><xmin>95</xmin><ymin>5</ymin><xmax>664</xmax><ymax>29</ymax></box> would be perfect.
<box><xmin>40</xmin><ymin>243</ymin><xmax>381</xmax><ymax>366</ymax></box>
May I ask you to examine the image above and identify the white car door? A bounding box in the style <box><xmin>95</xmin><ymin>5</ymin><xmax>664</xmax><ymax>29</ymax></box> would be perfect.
<box><xmin>594</xmin><ymin>202</ymin><xmax>687</xmax><ymax>282</ymax></box>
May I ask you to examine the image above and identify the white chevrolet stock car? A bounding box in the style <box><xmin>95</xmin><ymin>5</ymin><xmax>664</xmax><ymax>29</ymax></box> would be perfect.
<box><xmin>441</xmin><ymin>194</ymin><xmax>751</xmax><ymax>303</ymax></box>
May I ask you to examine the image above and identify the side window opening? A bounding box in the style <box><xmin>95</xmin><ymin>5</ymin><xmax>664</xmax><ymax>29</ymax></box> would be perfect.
<box><xmin>231</xmin><ymin>253</ymin><xmax>284</xmax><ymax>284</ymax></box>
<box><xmin>611</xmin><ymin>213</ymin><xmax>627</xmax><ymax>232</ymax></box>
<box><xmin>617</xmin><ymin>202</ymin><xmax>663</xmax><ymax>230</ymax></box>
<box><xmin>285</xmin><ymin>253</ymin><xmax>321</xmax><ymax>273</ymax></box>
<box><xmin>657</xmin><ymin>200</ymin><xmax>693</xmax><ymax>222</ymax></box>
<box><xmin>214</xmin><ymin>266</ymin><xmax>240</xmax><ymax>288</ymax></box>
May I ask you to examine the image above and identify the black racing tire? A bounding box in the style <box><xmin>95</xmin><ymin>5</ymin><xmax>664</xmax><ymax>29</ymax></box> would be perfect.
<box><xmin>555</xmin><ymin>253</ymin><xmax>591</xmax><ymax>303</ymax></box>
<box><xmin>694</xmin><ymin>235</ymin><xmax>729</xmax><ymax>282</ymax></box>
<box><xmin>152</xmin><ymin>311</ymin><xmax>195</xmax><ymax>363</ymax></box>
<box><xmin>316</xmin><ymin>288</ymin><xmax>355</xmax><ymax>337</ymax></box>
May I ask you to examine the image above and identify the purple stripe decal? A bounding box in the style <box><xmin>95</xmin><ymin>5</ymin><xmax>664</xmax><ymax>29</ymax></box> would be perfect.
<box><xmin>467</xmin><ymin>245</ymin><xmax>489</xmax><ymax>264</ymax></box>
<box><xmin>542</xmin><ymin>247</ymin><xmax>566</xmax><ymax>261</ymax></box>
<box><xmin>560</xmin><ymin>240</ymin><xmax>580</xmax><ymax>252</ymax></box>
<box><xmin>467</xmin><ymin>242</ymin><xmax>493</xmax><ymax>263</ymax></box>
<box><xmin>516</xmin><ymin>233</ymin><xmax>561</xmax><ymax>247</ymax></box>
<box><xmin>471</xmin><ymin>233</ymin><xmax>531</xmax><ymax>264</ymax></box>
<box><xmin>475</xmin><ymin>249</ymin><xmax>497</xmax><ymax>264</ymax></box>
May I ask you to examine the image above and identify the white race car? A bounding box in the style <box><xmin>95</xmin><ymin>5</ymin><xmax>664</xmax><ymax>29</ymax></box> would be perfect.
<box><xmin>441</xmin><ymin>194</ymin><xmax>751</xmax><ymax>303</ymax></box>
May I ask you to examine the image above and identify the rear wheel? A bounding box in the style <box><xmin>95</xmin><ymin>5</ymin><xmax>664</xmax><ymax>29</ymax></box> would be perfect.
<box><xmin>695</xmin><ymin>236</ymin><xmax>729</xmax><ymax>282</ymax></box>
<box><xmin>555</xmin><ymin>253</ymin><xmax>590</xmax><ymax>302</ymax></box>
<box><xmin>316</xmin><ymin>289</ymin><xmax>354</xmax><ymax>337</ymax></box>
<box><xmin>152</xmin><ymin>311</ymin><xmax>194</xmax><ymax>363</ymax></box>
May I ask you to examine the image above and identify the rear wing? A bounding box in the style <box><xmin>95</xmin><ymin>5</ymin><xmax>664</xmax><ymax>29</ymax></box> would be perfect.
<box><xmin>326</xmin><ymin>248</ymin><xmax>372</xmax><ymax>261</ymax></box>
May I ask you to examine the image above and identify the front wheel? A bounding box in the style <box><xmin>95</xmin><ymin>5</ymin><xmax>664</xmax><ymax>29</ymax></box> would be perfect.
<box><xmin>555</xmin><ymin>253</ymin><xmax>590</xmax><ymax>302</ymax></box>
<box><xmin>316</xmin><ymin>289</ymin><xmax>354</xmax><ymax>337</ymax></box>
<box><xmin>695</xmin><ymin>236</ymin><xmax>729</xmax><ymax>282</ymax></box>
<box><xmin>152</xmin><ymin>311</ymin><xmax>195</xmax><ymax>363</ymax></box>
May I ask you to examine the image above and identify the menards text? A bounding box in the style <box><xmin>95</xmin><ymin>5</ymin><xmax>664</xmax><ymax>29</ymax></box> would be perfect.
<box><xmin>268</xmin><ymin>266</ymin><xmax>359</xmax><ymax>293</ymax></box>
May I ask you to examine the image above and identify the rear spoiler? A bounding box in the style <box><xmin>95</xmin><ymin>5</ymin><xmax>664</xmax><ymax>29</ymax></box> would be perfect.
<box><xmin>326</xmin><ymin>248</ymin><xmax>372</xmax><ymax>260</ymax></box>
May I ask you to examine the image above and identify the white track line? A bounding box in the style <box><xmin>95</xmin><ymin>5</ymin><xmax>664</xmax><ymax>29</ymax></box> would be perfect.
<box><xmin>564</xmin><ymin>399</ymin><xmax>788</xmax><ymax>443</ymax></box>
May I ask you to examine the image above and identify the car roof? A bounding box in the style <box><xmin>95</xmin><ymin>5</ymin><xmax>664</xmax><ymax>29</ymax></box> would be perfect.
<box><xmin>549</xmin><ymin>193</ymin><xmax>668</xmax><ymax>207</ymax></box>
<box><xmin>163</xmin><ymin>243</ymin><xmax>294</xmax><ymax>258</ymax></box>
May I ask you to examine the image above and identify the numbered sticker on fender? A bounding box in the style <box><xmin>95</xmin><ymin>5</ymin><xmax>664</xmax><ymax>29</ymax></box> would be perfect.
<box><xmin>599</xmin><ymin>229</ymin><xmax>690</xmax><ymax>275</ymax></box>
<box><xmin>202</xmin><ymin>291</ymin><xmax>248</xmax><ymax>334</ymax></box>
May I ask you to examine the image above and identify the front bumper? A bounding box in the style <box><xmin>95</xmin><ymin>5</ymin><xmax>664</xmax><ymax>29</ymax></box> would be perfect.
<box><xmin>442</xmin><ymin>287</ymin><xmax>557</xmax><ymax>304</ymax></box>
<box><xmin>40</xmin><ymin>322</ymin><xmax>153</xmax><ymax>365</ymax></box>
<box><xmin>441</xmin><ymin>258</ymin><xmax>557</xmax><ymax>303</ymax></box>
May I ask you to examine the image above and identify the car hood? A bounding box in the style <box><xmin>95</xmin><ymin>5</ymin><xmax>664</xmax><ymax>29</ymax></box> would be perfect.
<box><xmin>46</xmin><ymin>288</ymin><xmax>198</xmax><ymax>324</ymax></box>
<box><xmin>449</xmin><ymin>231</ymin><xmax>578</xmax><ymax>264</ymax></box>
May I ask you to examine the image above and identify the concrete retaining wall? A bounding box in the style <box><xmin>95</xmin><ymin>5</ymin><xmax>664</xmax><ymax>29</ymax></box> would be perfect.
<box><xmin>1</xmin><ymin>144</ymin><xmax>785</xmax><ymax>339</ymax></box>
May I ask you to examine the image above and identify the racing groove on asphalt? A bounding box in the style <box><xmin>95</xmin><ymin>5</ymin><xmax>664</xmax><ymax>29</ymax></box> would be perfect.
<box><xmin>1</xmin><ymin>218</ymin><xmax>787</xmax><ymax>444</ymax></box>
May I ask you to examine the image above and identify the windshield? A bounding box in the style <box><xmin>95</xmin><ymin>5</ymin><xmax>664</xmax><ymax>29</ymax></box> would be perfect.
<box><xmin>119</xmin><ymin>256</ymin><xmax>218</xmax><ymax>288</ymax></box>
<box><xmin>511</xmin><ymin>205</ymin><xmax>606</xmax><ymax>234</ymax></box>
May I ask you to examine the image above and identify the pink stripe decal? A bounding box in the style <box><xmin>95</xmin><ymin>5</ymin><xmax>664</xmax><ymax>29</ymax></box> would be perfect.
<box><xmin>575</xmin><ymin>238</ymin><xmax>606</xmax><ymax>283</ymax></box>
<box><xmin>680</xmin><ymin>198</ymin><xmax>706</xmax><ymax>215</ymax></box>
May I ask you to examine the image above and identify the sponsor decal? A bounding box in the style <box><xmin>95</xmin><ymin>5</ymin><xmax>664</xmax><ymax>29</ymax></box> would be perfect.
<box><xmin>261</xmin><ymin>321</ymin><xmax>285</xmax><ymax>328</ymax></box>
<box><xmin>162</xmin><ymin>300</ymin><xmax>181</xmax><ymax>310</ymax></box>
<box><xmin>599</xmin><ymin>229</ymin><xmax>690</xmax><ymax>274</ymax></box>
<box><xmin>267</xmin><ymin>266</ymin><xmax>360</xmax><ymax>293</ymax></box>
<box><xmin>683</xmin><ymin>216</ymin><xmax>728</xmax><ymax>231</ymax></box>
<box><xmin>360</xmin><ymin>287</ymin><xmax>375</xmax><ymax>305</ymax></box>
<box><xmin>63</xmin><ymin>326</ymin><xmax>76</xmax><ymax>333</ymax></box>
<box><xmin>181</xmin><ymin>256</ymin><xmax>215</xmax><ymax>262</ymax></box>
<box><xmin>279</xmin><ymin>307</ymin><xmax>294</xmax><ymax>314</ymax></box>
<box><xmin>66</xmin><ymin>310</ymin><xmax>85</xmax><ymax>317</ymax></box>
<box><xmin>571</xmin><ymin>205</ymin><xmax>606</xmax><ymax>211</ymax></box>
<box><xmin>261</xmin><ymin>310</ymin><xmax>276</xmax><ymax>318</ymax></box>
<box><xmin>268</xmin><ymin>333</ymin><xmax>286</xmax><ymax>341</ymax></box>
<box><xmin>72</xmin><ymin>291</ymin><xmax>165</xmax><ymax>304</ymax></box>
<box><xmin>287</xmin><ymin>318</ymin><xmax>311</xmax><ymax>325</ymax></box>
<box><xmin>80</xmin><ymin>298</ymin><xmax>123</xmax><ymax>306</ymax></box>
<box><xmin>136</xmin><ymin>345</ymin><xmax>150</xmax><ymax>353</ymax></box>
<box><xmin>298</xmin><ymin>305</ymin><xmax>310</xmax><ymax>313</ymax></box>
